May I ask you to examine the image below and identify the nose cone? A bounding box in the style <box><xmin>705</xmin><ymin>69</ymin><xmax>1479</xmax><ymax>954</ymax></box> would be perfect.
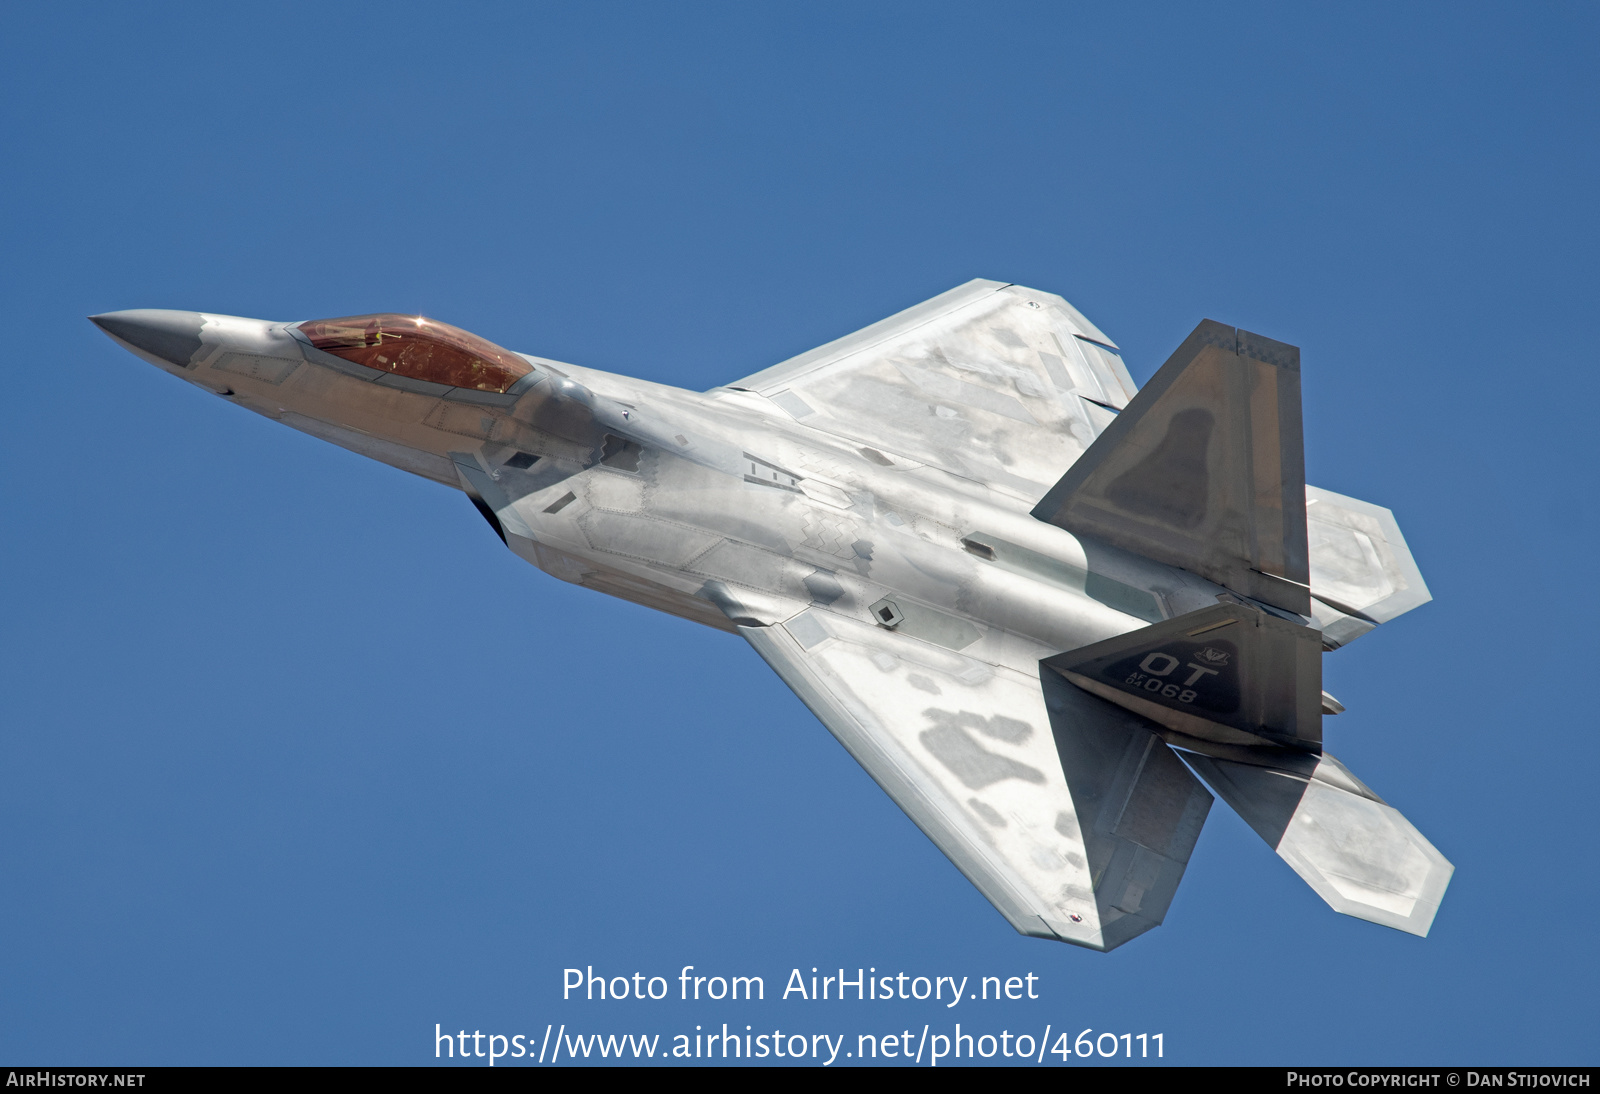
<box><xmin>90</xmin><ymin>309</ymin><xmax>208</xmax><ymax>368</ymax></box>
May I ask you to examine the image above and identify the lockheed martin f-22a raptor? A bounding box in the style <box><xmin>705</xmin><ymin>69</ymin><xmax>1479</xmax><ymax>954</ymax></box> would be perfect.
<box><xmin>91</xmin><ymin>279</ymin><xmax>1452</xmax><ymax>951</ymax></box>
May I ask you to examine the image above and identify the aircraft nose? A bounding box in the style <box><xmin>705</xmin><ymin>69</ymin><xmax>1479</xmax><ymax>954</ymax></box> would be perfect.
<box><xmin>89</xmin><ymin>309</ymin><xmax>208</xmax><ymax>368</ymax></box>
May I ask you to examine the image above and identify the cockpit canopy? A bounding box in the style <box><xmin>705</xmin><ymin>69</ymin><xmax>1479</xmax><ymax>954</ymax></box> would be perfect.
<box><xmin>297</xmin><ymin>314</ymin><xmax>532</xmax><ymax>394</ymax></box>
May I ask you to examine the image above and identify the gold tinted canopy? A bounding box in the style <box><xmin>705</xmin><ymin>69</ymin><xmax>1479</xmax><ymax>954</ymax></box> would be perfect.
<box><xmin>298</xmin><ymin>314</ymin><xmax>531</xmax><ymax>393</ymax></box>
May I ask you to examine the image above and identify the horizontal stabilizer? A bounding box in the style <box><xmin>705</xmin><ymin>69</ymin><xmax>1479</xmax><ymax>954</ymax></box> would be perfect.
<box><xmin>1043</xmin><ymin>603</ymin><xmax>1322</xmax><ymax>752</ymax></box>
<box><xmin>1306</xmin><ymin>485</ymin><xmax>1432</xmax><ymax>648</ymax></box>
<box><xmin>1178</xmin><ymin>750</ymin><xmax>1453</xmax><ymax>936</ymax></box>
<box><xmin>1031</xmin><ymin>320</ymin><xmax>1310</xmax><ymax>614</ymax></box>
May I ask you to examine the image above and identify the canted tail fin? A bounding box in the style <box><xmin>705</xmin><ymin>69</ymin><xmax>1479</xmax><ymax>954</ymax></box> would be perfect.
<box><xmin>1031</xmin><ymin>320</ymin><xmax>1309</xmax><ymax>615</ymax></box>
<box><xmin>1043</xmin><ymin>602</ymin><xmax>1323</xmax><ymax>752</ymax></box>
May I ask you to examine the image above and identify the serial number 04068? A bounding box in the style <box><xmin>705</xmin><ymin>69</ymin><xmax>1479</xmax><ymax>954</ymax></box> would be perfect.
<box><xmin>1123</xmin><ymin>672</ymin><xmax>1197</xmax><ymax>704</ymax></box>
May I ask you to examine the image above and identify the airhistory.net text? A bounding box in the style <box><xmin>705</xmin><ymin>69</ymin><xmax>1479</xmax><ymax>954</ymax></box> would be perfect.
<box><xmin>563</xmin><ymin>966</ymin><xmax>1040</xmax><ymax>1006</ymax></box>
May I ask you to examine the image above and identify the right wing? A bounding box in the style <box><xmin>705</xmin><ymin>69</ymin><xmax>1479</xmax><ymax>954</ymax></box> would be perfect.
<box><xmin>742</xmin><ymin>607</ymin><xmax>1212</xmax><ymax>952</ymax></box>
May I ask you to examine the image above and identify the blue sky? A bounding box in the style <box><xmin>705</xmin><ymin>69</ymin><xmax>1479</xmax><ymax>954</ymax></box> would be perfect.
<box><xmin>2</xmin><ymin>2</ymin><xmax>1595</xmax><ymax>1066</ymax></box>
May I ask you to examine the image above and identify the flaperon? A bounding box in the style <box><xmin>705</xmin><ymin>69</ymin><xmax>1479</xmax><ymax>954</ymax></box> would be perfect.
<box><xmin>91</xmin><ymin>279</ymin><xmax>1451</xmax><ymax>950</ymax></box>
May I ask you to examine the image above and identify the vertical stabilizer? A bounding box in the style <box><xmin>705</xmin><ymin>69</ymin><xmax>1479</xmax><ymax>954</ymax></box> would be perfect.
<box><xmin>1043</xmin><ymin>602</ymin><xmax>1323</xmax><ymax>752</ymax></box>
<box><xmin>1032</xmin><ymin>321</ymin><xmax>1309</xmax><ymax>614</ymax></box>
<box><xmin>1042</xmin><ymin>675</ymin><xmax>1214</xmax><ymax>950</ymax></box>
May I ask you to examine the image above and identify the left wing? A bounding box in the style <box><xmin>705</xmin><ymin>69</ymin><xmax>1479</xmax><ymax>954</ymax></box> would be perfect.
<box><xmin>741</xmin><ymin>607</ymin><xmax>1212</xmax><ymax>951</ymax></box>
<box><xmin>723</xmin><ymin>280</ymin><xmax>1138</xmax><ymax>505</ymax></box>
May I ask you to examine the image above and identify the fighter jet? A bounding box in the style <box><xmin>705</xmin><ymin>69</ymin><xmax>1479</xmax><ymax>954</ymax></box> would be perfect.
<box><xmin>90</xmin><ymin>280</ymin><xmax>1451</xmax><ymax>951</ymax></box>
